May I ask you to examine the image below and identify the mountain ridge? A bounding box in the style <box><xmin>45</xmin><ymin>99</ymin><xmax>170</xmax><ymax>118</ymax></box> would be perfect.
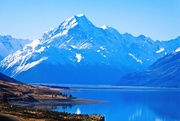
<box><xmin>0</xmin><ymin>14</ymin><xmax>180</xmax><ymax>85</ymax></box>
<box><xmin>119</xmin><ymin>50</ymin><xmax>180</xmax><ymax>87</ymax></box>
<box><xmin>0</xmin><ymin>35</ymin><xmax>32</xmax><ymax>60</ymax></box>
<box><xmin>0</xmin><ymin>72</ymin><xmax>20</xmax><ymax>83</ymax></box>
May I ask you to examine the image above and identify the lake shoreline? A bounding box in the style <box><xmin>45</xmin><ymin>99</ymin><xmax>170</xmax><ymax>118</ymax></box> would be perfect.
<box><xmin>34</xmin><ymin>83</ymin><xmax>180</xmax><ymax>90</ymax></box>
<box><xmin>53</xmin><ymin>87</ymin><xmax>180</xmax><ymax>121</ymax></box>
<box><xmin>0</xmin><ymin>102</ymin><xmax>105</xmax><ymax>121</ymax></box>
<box><xmin>0</xmin><ymin>80</ymin><xmax>105</xmax><ymax>121</ymax></box>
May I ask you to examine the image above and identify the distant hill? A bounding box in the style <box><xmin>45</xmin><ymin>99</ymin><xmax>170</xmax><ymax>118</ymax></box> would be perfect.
<box><xmin>119</xmin><ymin>49</ymin><xmax>180</xmax><ymax>87</ymax></box>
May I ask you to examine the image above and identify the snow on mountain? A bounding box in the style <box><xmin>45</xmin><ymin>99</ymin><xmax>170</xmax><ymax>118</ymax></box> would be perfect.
<box><xmin>119</xmin><ymin>50</ymin><xmax>180</xmax><ymax>87</ymax></box>
<box><xmin>101</xmin><ymin>25</ymin><xmax>108</xmax><ymax>30</ymax></box>
<box><xmin>0</xmin><ymin>35</ymin><xmax>32</xmax><ymax>60</ymax></box>
<box><xmin>76</xmin><ymin>53</ymin><xmax>83</xmax><ymax>63</ymax></box>
<box><xmin>0</xmin><ymin>14</ymin><xmax>180</xmax><ymax>85</ymax></box>
<box><xmin>156</xmin><ymin>47</ymin><xmax>165</xmax><ymax>53</ymax></box>
<box><xmin>128</xmin><ymin>53</ymin><xmax>142</xmax><ymax>64</ymax></box>
<box><xmin>0</xmin><ymin>39</ymin><xmax>49</xmax><ymax>76</ymax></box>
<box><xmin>175</xmin><ymin>47</ymin><xmax>180</xmax><ymax>52</ymax></box>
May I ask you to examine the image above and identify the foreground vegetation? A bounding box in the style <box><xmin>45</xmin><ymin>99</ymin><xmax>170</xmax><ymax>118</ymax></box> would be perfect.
<box><xmin>0</xmin><ymin>102</ymin><xmax>104</xmax><ymax>121</ymax></box>
<box><xmin>0</xmin><ymin>80</ymin><xmax>104</xmax><ymax>121</ymax></box>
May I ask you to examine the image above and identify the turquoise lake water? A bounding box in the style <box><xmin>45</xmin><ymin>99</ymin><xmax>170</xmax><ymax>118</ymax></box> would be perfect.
<box><xmin>54</xmin><ymin>87</ymin><xmax>180</xmax><ymax>121</ymax></box>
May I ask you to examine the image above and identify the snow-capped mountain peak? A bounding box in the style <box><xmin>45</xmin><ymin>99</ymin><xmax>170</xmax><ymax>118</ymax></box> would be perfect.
<box><xmin>72</xmin><ymin>13</ymin><xmax>91</xmax><ymax>24</ymax></box>
<box><xmin>75</xmin><ymin>13</ymin><xmax>85</xmax><ymax>17</ymax></box>
<box><xmin>42</xmin><ymin>14</ymin><xmax>95</xmax><ymax>41</ymax></box>
<box><xmin>1</xmin><ymin>14</ymin><xmax>180</xmax><ymax>85</ymax></box>
<box><xmin>63</xmin><ymin>13</ymin><xmax>96</xmax><ymax>33</ymax></box>
<box><xmin>101</xmin><ymin>25</ymin><xmax>108</xmax><ymax>30</ymax></box>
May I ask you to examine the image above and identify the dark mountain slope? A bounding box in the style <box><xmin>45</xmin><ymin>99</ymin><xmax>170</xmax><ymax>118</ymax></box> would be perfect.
<box><xmin>119</xmin><ymin>51</ymin><xmax>180</xmax><ymax>87</ymax></box>
<box><xmin>0</xmin><ymin>72</ymin><xmax>20</xmax><ymax>83</ymax></box>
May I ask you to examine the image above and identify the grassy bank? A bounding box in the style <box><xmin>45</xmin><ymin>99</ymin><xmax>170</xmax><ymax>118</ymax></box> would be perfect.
<box><xmin>0</xmin><ymin>80</ymin><xmax>104</xmax><ymax>121</ymax></box>
<box><xmin>0</xmin><ymin>102</ymin><xmax>104</xmax><ymax>121</ymax></box>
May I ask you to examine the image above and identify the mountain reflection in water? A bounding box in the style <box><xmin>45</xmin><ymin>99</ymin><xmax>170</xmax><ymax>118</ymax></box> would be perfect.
<box><xmin>54</xmin><ymin>88</ymin><xmax>180</xmax><ymax>121</ymax></box>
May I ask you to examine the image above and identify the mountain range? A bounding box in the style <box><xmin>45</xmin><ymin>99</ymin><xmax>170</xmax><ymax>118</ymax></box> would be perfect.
<box><xmin>0</xmin><ymin>35</ymin><xmax>31</xmax><ymax>60</ymax></box>
<box><xmin>0</xmin><ymin>14</ymin><xmax>180</xmax><ymax>85</ymax></box>
<box><xmin>119</xmin><ymin>48</ymin><xmax>180</xmax><ymax>87</ymax></box>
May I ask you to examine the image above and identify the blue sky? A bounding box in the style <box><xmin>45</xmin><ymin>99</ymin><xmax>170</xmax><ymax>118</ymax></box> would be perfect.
<box><xmin>0</xmin><ymin>0</ymin><xmax>180</xmax><ymax>40</ymax></box>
